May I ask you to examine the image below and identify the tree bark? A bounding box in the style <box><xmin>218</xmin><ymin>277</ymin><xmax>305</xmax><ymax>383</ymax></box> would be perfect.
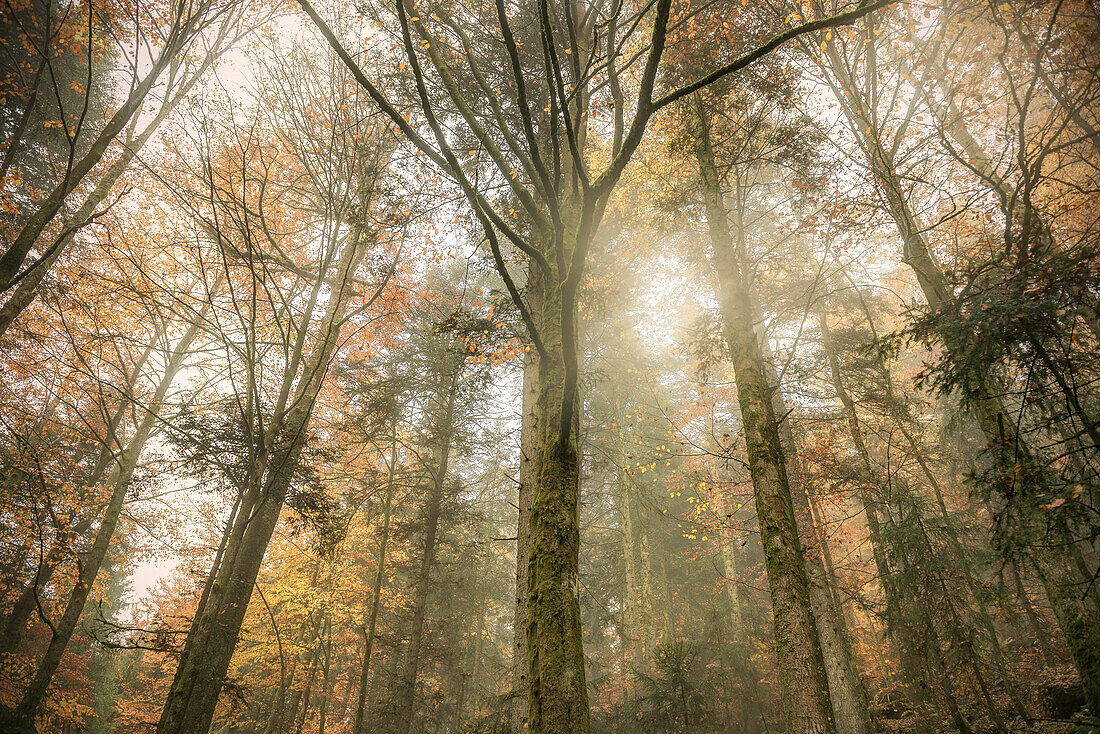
<box><xmin>756</xmin><ymin>306</ymin><xmax>872</xmax><ymax>734</ymax></box>
<box><xmin>687</xmin><ymin>93</ymin><xmax>835</xmax><ymax>734</ymax></box>
<box><xmin>613</xmin><ymin>386</ymin><xmax>647</xmax><ymax>673</ymax></box>
<box><xmin>526</xmin><ymin>244</ymin><xmax>590</xmax><ymax>734</ymax></box>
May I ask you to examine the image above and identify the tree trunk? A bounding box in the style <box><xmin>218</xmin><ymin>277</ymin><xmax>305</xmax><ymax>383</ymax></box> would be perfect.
<box><xmin>3</xmin><ymin>314</ymin><xmax>204</xmax><ymax>729</ymax></box>
<box><xmin>157</xmin><ymin>231</ymin><xmax>367</xmax><ymax>734</ymax></box>
<box><xmin>0</xmin><ymin>9</ymin><xmax>211</xmax><ymax>293</ymax></box>
<box><xmin>294</xmin><ymin>646</ymin><xmax>320</xmax><ymax>734</ymax></box>
<box><xmin>318</xmin><ymin>616</ymin><xmax>332</xmax><ymax>734</ymax></box>
<box><xmin>1009</xmin><ymin>557</ymin><xmax>1056</xmax><ymax>665</ymax></box>
<box><xmin>755</xmin><ymin>305</ymin><xmax>872</xmax><ymax>734</ymax></box>
<box><xmin>0</xmin><ymin>338</ymin><xmax>163</xmax><ymax>659</ymax></box>
<box><xmin>714</xmin><ymin>492</ymin><xmax>764</xmax><ymax>734</ymax></box>
<box><xmin>525</xmin><ymin>250</ymin><xmax>590</xmax><ymax>734</ymax></box>
<box><xmin>715</xmin><ymin>494</ymin><xmax>745</xmax><ymax>638</ymax></box>
<box><xmin>615</xmin><ymin>388</ymin><xmax>645</xmax><ymax>672</ymax></box>
<box><xmin>392</xmin><ymin>368</ymin><xmax>459</xmax><ymax>734</ymax></box>
<box><xmin>456</xmin><ymin>610</ymin><xmax>484</xmax><ymax>729</ymax></box>
<box><xmin>0</xmin><ymin>42</ymin><xmax>222</xmax><ymax>339</ymax></box>
<box><xmin>687</xmin><ymin>93</ymin><xmax>835</xmax><ymax>734</ymax></box>
<box><xmin>354</xmin><ymin>426</ymin><xmax>399</xmax><ymax>734</ymax></box>
<box><xmin>267</xmin><ymin>605</ymin><xmax>326</xmax><ymax>734</ymax></box>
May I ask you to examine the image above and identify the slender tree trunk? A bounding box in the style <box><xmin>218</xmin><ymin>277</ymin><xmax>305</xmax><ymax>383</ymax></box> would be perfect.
<box><xmin>268</xmin><ymin>606</ymin><xmax>326</xmax><ymax>734</ymax></box>
<box><xmin>0</xmin><ymin>44</ymin><xmax>221</xmax><ymax>339</ymax></box>
<box><xmin>819</xmin><ymin>309</ymin><xmax>939</xmax><ymax>731</ymax></box>
<box><xmin>456</xmin><ymin>611</ymin><xmax>484</xmax><ymax>729</ymax></box>
<box><xmin>354</xmin><ymin>426</ymin><xmax>399</xmax><ymax>734</ymax></box>
<box><xmin>889</xmin><ymin>397</ymin><xmax>1030</xmax><ymax>722</ymax></box>
<box><xmin>3</xmin><ymin>315</ymin><xmax>204</xmax><ymax>729</ymax></box>
<box><xmin>336</xmin><ymin>659</ymin><xmax>358</xmax><ymax>725</ymax></box>
<box><xmin>756</xmin><ymin>309</ymin><xmax>872</xmax><ymax>734</ymax></box>
<box><xmin>687</xmin><ymin>93</ymin><xmax>835</xmax><ymax>734</ymax></box>
<box><xmin>319</xmin><ymin>638</ymin><xmax>330</xmax><ymax>734</ymax></box>
<box><xmin>392</xmin><ymin>368</ymin><xmax>459</xmax><ymax>734</ymax></box>
<box><xmin>615</xmin><ymin>389</ymin><xmax>645</xmax><ymax>672</ymax></box>
<box><xmin>318</xmin><ymin>616</ymin><xmax>332</xmax><ymax>734</ymax></box>
<box><xmin>639</xmin><ymin>529</ymin><xmax>664</xmax><ymax>660</ymax></box>
<box><xmin>891</xmin><ymin>504</ymin><xmax>974</xmax><ymax>734</ymax></box>
<box><xmin>263</xmin><ymin>658</ymin><xmax>295</xmax><ymax>734</ymax></box>
<box><xmin>1009</xmin><ymin>557</ymin><xmax>1056</xmax><ymax>665</ymax></box>
<box><xmin>294</xmin><ymin>646</ymin><xmax>320</xmax><ymax>734</ymax></box>
<box><xmin>716</xmin><ymin>493</ymin><xmax>745</xmax><ymax>637</ymax></box>
<box><xmin>844</xmin><ymin>289</ymin><xmax>1031</xmax><ymax>722</ymax></box>
<box><xmin>714</xmin><ymin>492</ymin><xmax>764</xmax><ymax>734</ymax></box>
<box><xmin>618</xmin><ymin>469</ymin><xmax>641</xmax><ymax>670</ymax></box>
<box><xmin>0</xmin><ymin>338</ymin><xmax>162</xmax><ymax>659</ymax></box>
<box><xmin>0</xmin><ymin>539</ymin><xmax>30</xmax><ymax>610</ymax></box>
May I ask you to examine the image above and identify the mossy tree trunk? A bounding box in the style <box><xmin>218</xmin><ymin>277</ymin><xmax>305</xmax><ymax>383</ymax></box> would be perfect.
<box><xmin>687</xmin><ymin>93</ymin><xmax>835</xmax><ymax>734</ymax></box>
<box><xmin>513</xmin><ymin>268</ymin><xmax>541</xmax><ymax>734</ymax></box>
<box><xmin>526</xmin><ymin>236</ymin><xmax>590</xmax><ymax>734</ymax></box>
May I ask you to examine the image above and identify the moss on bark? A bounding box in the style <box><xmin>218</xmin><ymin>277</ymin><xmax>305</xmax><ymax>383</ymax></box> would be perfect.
<box><xmin>525</xmin><ymin>256</ymin><xmax>590</xmax><ymax>734</ymax></box>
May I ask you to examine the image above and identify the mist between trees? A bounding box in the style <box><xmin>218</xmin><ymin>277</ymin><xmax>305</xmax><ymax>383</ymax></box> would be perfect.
<box><xmin>1</xmin><ymin>0</ymin><xmax>1098</xmax><ymax>732</ymax></box>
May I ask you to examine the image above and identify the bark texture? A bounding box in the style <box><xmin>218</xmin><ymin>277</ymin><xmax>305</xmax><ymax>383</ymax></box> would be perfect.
<box><xmin>687</xmin><ymin>93</ymin><xmax>835</xmax><ymax>734</ymax></box>
<box><xmin>525</xmin><ymin>249</ymin><xmax>590</xmax><ymax>734</ymax></box>
<box><xmin>512</xmin><ymin>269</ymin><xmax>541</xmax><ymax>733</ymax></box>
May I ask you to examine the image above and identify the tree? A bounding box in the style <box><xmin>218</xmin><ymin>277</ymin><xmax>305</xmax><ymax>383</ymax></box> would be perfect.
<box><xmin>808</xmin><ymin>2</ymin><xmax>1100</xmax><ymax>711</ymax></box>
<box><xmin>0</xmin><ymin>0</ymin><xmax>238</xmax><ymax>305</ymax></box>
<box><xmin>299</xmin><ymin>1</ymin><xmax>895</xmax><ymax>729</ymax></box>
<box><xmin>152</xmin><ymin>42</ymin><xmax>403</xmax><ymax>730</ymax></box>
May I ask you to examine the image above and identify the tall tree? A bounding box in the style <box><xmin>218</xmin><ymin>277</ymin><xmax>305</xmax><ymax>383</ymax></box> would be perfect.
<box><xmin>299</xmin><ymin>1</ymin><xmax>895</xmax><ymax>729</ymax></box>
<box><xmin>153</xmin><ymin>45</ymin><xmax>402</xmax><ymax>731</ymax></box>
